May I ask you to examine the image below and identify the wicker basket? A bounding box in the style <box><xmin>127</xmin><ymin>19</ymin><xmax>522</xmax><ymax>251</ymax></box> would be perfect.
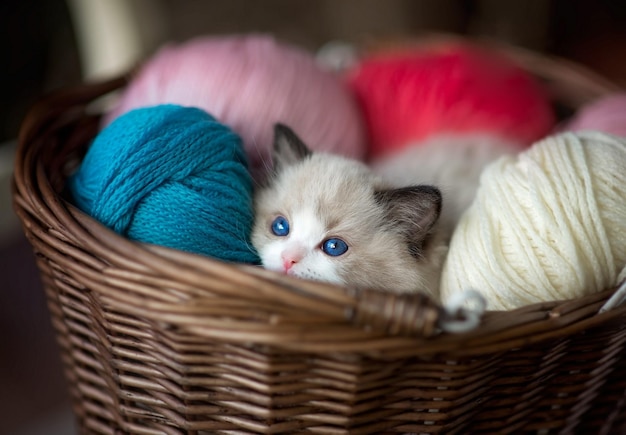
<box><xmin>12</xmin><ymin>38</ymin><xmax>626</xmax><ymax>434</ymax></box>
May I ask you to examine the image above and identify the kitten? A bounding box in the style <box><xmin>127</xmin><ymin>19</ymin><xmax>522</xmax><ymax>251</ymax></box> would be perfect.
<box><xmin>251</xmin><ymin>124</ymin><xmax>448</xmax><ymax>297</ymax></box>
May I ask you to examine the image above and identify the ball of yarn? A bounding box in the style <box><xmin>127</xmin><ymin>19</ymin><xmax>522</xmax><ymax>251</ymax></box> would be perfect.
<box><xmin>346</xmin><ymin>42</ymin><xmax>555</xmax><ymax>160</ymax></box>
<box><xmin>104</xmin><ymin>34</ymin><xmax>366</xmax><ymax>181</ymax></box>
<box><xmin>440</xmin><ymin>131</ymin><xmax>626</xmax><ymax>310</ymax></box>
<box><xmin>563</xmin><ymin>93</ymin><xmax>626</xmax><ymax>137</ymax></box>
<box><xmin>68</xmin><ymin>104</ymin><xmax>260</xmax><ymax>264</ymax></box>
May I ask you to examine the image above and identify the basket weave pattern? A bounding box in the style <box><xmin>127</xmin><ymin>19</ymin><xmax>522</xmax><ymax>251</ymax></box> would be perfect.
<box><xmin>12</xmin><ymin>45</ymin><xmax>626</xmax><ymax>434</ymax></box>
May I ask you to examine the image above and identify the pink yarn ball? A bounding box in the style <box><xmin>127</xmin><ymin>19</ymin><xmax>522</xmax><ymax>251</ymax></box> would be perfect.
<box><xmin>563</xmin><ymin>93</ymin><xmax>626</xmax><ymax>137</ymax></box>
<box><xmin>104</xmin><ymin>34</ymin><xmax>366</xmax><ymax>180</ymax></box>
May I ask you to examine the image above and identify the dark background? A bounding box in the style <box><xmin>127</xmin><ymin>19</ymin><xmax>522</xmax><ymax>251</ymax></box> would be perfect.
<box><xmin>1</xmin><ymin>1</ymin><xmax>625</xmax><ymax>433</ymax></box>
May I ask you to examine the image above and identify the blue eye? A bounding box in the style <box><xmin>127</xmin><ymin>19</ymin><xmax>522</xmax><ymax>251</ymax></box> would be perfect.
<box><xmin>322</xmin><ymin>238</ymin><xmax>348</xmax><ymax>256</ymax></box>
<box><xmin>271</xmin><ymin>216</ymin><xmax>290</xmax><ymax>236</ymax></box>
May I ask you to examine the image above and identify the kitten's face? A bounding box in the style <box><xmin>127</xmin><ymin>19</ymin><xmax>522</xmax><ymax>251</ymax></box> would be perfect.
<box><xmin>251</xmin><ymin>124</ymin><xmax>446</xmax><ymax>295</ymax></box>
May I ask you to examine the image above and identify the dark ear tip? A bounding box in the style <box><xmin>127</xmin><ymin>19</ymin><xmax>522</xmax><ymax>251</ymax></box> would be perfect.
<box><xmin>274</xmin><ymin>123</ymin><xmax>291</xmax><ymax>137</ymax></box>
<box><xmin>271</xmin><ymin>123</ymin><xmax>312</xmax><ymax>167</ymax></box>
<box><xmin>375</xmin><ymin>185</ymin><xmax>443</xmax><ymax>211</ymax></box>
<box><xmin>419</xmin><ymin>185</ymin><xmax>442</xmax><ymax>200</ymax></box>
<box><xmin>418</xmin><ymin>185</ymin><xmax>443</xmax><ymax>213</ymax></box>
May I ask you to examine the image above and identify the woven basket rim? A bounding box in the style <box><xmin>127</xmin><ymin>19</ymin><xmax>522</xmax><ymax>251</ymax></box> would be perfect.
<box><xmin>12</xmin><ymin>39</ymin><xmax>626</xmax><ymax>358</ymax></box>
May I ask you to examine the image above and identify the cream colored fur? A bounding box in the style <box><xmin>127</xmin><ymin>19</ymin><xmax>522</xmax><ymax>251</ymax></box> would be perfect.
<box><xmin>372</xmin><ymin>133</ymin><xmax>521</xmax><ymax>234</ymax></box>
<box><xmin>252</xmin><ymin>152</ymin><xmax>447</xmax><ymax>297</ymax></box>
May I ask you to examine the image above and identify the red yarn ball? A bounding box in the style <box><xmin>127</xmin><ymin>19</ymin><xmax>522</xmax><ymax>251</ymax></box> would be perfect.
<box><xmin>346</xmin><ymin>43</ymin><xmax>555</xmax><ymax>159</ymax></box>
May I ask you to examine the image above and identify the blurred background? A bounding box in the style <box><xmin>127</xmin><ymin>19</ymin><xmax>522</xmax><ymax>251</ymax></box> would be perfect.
<box><xmin>1</xmin><ymin>1</ymin><xmax>625</xmax><ymax>433</ymax></box>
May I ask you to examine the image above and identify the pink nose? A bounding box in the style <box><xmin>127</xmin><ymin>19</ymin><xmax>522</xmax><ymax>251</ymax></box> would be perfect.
<box><xmin>281</xmin><ymin>247</ymin><xmax>305</xmax><ymax>272</ymax></box>
<box><xmin>283</xmin><ymin>258</ymin><xmax>297</xmax><ymax>271</ymax></box>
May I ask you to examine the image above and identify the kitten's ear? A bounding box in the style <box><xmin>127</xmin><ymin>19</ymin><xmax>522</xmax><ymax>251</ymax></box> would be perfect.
<box><xmin>273</xmin><ymin>123</ymin><xmax>312</xmax><ymax>171</ymax></box>
<box><xmin>375</xmin><ymin>186</ymin><xmax>442</xmax><ymax>258</ymax></box>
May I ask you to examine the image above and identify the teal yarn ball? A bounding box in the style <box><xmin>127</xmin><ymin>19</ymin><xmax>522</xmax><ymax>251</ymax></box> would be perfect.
<box><xmin>68</xmin><ymin>104</ymin><xmax>260</xmax><ymax>264</ymax></box>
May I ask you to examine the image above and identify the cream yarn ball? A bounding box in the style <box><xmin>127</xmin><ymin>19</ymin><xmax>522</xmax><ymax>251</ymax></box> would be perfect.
<box><xmin>440</xmin><ymin>131</ymin><xmax>626</xmax><ymax>311</ymax></box>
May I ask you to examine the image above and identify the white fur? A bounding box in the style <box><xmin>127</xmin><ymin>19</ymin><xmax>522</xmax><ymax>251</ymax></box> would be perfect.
<box><xmin>252</xmin><ymin>151</ymin><xmax>447</xmax><ymax>297</ymax></box>
<box><xmin>372</xmin><ymin>133</ymin><xmax>521</xmax><ymax>232</ymax></box>
<box><xmin>258</xmin><ymin>208</ymin><xmax>344</xmax><ymax>284</ymax></box>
